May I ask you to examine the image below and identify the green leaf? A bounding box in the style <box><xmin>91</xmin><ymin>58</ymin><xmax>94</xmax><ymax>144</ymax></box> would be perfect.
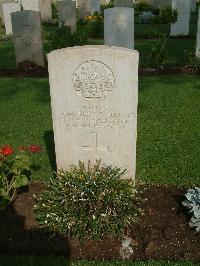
<box><xmin>12</xmin><ymin>175</ymin><xmax>29</xmax><ymax>189</ymax></box>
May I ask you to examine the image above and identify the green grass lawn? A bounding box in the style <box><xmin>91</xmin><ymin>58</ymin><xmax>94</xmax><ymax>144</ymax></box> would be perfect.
<box><xmin>0</xmin><ymin>76</ymin><xmax>200</xmax><ymax>186</ymax></box>
<box><xmin>0</xmin><ymin>257</ymin><xmax>197</xmax><ymax>266</ymax></box>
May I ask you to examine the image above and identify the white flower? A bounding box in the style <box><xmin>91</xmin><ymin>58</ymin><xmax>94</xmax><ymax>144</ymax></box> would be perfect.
<box><xmin>92</xmin><ymin>215</ymin><xmax>96</xmax><ymax>219</ymax></box>
<box><xmin>101</xmin><ymin>213</ymin><xmax>106</xmax><ymax>217</ymax></box>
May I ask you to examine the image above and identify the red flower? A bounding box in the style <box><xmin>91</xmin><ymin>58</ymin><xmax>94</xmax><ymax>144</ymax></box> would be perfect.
<box><xmin>0</xmin><ymin>146</ymin><xmax>14</xmax><ymax>156</ymax></box>
<box><xmin>28</xmin><ymin>145</ymin><xmax>42</xmax><ymax>153</ymax></box>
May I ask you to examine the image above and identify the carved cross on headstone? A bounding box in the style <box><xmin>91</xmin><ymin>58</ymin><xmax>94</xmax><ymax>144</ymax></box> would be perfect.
<box><xmin>82</xmin><ymin>131</ymin><xmax>109</xmax><ymax>152</ymax></box>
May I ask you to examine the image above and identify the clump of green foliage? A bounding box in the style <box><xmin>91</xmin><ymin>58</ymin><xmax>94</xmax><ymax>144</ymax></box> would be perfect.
<box><xmin>135</xmin><ymin>0</ymin><xmax>151</xmax><ymax>12</ymax></box>
<box><xmin>48</xmin><ymin>23</ymin><xmax>88</xmax><ymax>51</ymax></box>
<box><xmin>184</xmin><ymin>50</ymin><xmax>200</xmax><ymax>73</ymax></box>
<box><xmin>51</xmin><ymin>3</ymin><xmax>58</xmax><ymax>19</ymax></box>
<box><xmin>160</xmin><ymin>6</ymin><xmax>178</xmax><ymax>24</ymax></box>
<box><xmin>35</xmin><ymin>161</ymin><xmax>142</xmax><ymax>241</ymax></box>
<box><xmin>151</xmin><ymin>33</ymin><xmax>168</xmax><ymax>69</ymax></box>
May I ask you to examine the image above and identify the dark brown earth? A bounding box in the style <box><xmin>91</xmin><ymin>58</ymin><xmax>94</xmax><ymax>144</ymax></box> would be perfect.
<box><xmin>0</xmin><ymin>182</ymin><xmax>200</xmax><ymax>261</ymax></box>
<box><xmin>0</xmin><ymin>67</ymin><xmax>199</xmax><ymax>78</ymax></box>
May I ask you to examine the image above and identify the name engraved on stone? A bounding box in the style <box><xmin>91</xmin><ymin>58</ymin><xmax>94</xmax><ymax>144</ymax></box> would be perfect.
<box><xmin>72</xmin><ymin>60</ymin><xmax>115</xmax><ymax>99</ymax></box>
<box><xmin>61</xmin><ymin>109</ymin><xmax>136</xmax><ymax>130</ymax></box>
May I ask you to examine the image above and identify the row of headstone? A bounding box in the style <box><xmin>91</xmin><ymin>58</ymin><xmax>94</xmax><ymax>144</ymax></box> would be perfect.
<box><xmin>0</xmin><ymin>0</ymin><xmax>52</xmax><ymax>32</ymax></box>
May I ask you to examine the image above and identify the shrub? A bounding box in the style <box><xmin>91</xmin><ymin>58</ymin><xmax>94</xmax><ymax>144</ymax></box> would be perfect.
<box><xmin>80</xmin><ymin>13</ymin><xmax>104</xmax><ymax>39</ymax></box>
<box><xmin>135</xmin><ymin>1</ymin><xmax>151</xmax><ymax>12</ymax></box>
<box><xmin>35</xmin><ymin>161</ymin><xmax>142</xmax><ymax>241</ymax></box>
<box><xmin>160</xmin><ymin>6</ymin><xmax>178</xmax><ymax>24</ymax></box>
<box><xmin>51</xmin><ymin>2</ymin><xmax>58</xmax><ymax>19</ymax></box>
<box><xmin>182</xmin><ymin>188</ymin><xmax>200</xmax><ymax>233</ymax></box>
<box><xmin>48</xmin><ymin>23</ymin><xmax>88</xmax><ymax>51</ymax></box>
<box><xmin>151</xmin><ymin>33</ymin><xmax>168</xmax><ymax>69</ymax></box>
<box><xmin>184</xmin><ymin>50</ymin><xmax>200</xmax><ymax>74</ymax></box>
<box><xmin>0</xmin><ymin>144</ymin><xmax>42</xmax><ymax>211</ymax></box>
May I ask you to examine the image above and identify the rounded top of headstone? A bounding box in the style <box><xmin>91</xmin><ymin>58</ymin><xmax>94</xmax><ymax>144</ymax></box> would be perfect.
<box><xmin>47</xmin><ymin>45</ymin><xmax>139</xmax><ymax>58</ymax></box>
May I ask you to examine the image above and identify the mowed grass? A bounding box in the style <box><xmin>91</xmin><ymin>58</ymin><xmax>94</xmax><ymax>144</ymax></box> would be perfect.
<box><xmin>0</xmin><ymin>76</ymin><xmax>200</xmax><ymax>186</ymax></box>
<box><xmin>0</xmin><ymin>256</ymin><xmax>197</xmax><ymax>266</ymax></box>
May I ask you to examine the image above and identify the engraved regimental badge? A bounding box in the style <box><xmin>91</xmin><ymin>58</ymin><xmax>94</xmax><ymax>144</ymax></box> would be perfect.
<box><xmin>73</xmin><ymin>60</ymin><xmax>115</xmax><ymax>99</ymax></box>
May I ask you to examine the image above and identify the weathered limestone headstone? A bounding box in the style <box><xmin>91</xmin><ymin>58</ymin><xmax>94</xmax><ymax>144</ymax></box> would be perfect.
<box><xmin>77</xmin><ymin>0</ymin><xmax>91</xmax><ymax>18</ymax></box>
<box><xmin>0</xmin><ymin>0</ymin><xmax>13</xmax><ymax>26</ymax></box>
<box><xmin>104</xmin><ymin>7</ymin><xmax>134</xmax><ymax>49</ymax></box>
<box><xmin>57</xmin><ymin>0</ymin><xmax>77</xmax><ymax>32</ymax></box>
<box><xmin>21</xmin><ymin>0</ymin><xmax>52</xmax><ymax>22</ymax></box>
<box><xmin>2</xmin><ymin>3</ymin><xmax>20</xmax><ymax>35</ymax></box>
<box><xmin>114</xmin><ymin>0</ymin><xmax>134</xmax><ymax>8</ymax></box>
<box><xmin>48</xmin><ymin>45</ymin><xmax>139</xmax><ymax>179</ymax></box>
<box><xmin>11</xmin><ymin>10</ymin><xmax>44</xmax><ymax>66</ymax></box>
<box><xmin>170</xmin><ymin>0</ymin><xmax>191</xmax><ymax>36</ymax></box>
<box><xmin>196</xmin><ymin>8</ymin><xmax>200</xmax><ymax>57</ymax></box>
<box><xmin>191</xmin><ymin>0</ymin><xmax>196</xmax><ymax>12</ymax></box>
<box><xmin>91</xmin><ymin>0</ymin><xmax>100</xmax><ymax>14</ymax></box>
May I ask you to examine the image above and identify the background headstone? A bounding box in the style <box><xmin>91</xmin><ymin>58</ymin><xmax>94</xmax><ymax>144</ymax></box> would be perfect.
<box><xmin>57</xmin><ymin>0</ymin><xmax>77</xmax><ymax>32</ymax></box>
<box><xmin>104</xmin><ymin>7</ymin><xmax>134</xmax><ymax>49</ymax></box>
<box><xmin>2</xmin><ymin>3</ymin><xmax>20</xmax><ymax>35</ymax></box>
<box><xmin>0</xmin><ymin>0</ymin><xmax>13</xmax><ymax>26</ymax></box>
<box><xmin>190</xmin><ymin>0</ymin><xmax>196</xmax><ymax>12</ymax></box>
<box><xmin>77</xmin><ymin>0</ymin><xmax>91</xmax><ymax>18</ymax></box>
<box><xmin>196</xmin><ymin>7</ymin><xmax>200</xmax><ymax>57</ymax></box>
<box><xmin>21</xmin><ymin>0</ymin><xmax>52</xmax><ymax>22</ymax></box>
<box><xmin>114</xmin><ymin>0</ymin><xmax>134</xmax><ymax>8</ymax></box>
<box><xmin>48</xmin><ymin>45</ymin><xmax>139</xmax><ymax>180</ymax></box>
<box><xmin>91</xmin><ymin>0</ymin><xmax>100</xmax><ymax>14</ymax></box>
<box><xmin>170</xmin><ymin>0</ymin><xmax>191</xmax><ymax>36</ymax></box>
<box><xmin>11</xmin><ymin>10</ymin><xmax>45</xmax><ymax>66</ymax></box>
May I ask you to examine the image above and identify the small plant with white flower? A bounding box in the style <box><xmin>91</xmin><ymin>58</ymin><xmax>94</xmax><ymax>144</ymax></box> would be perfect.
<box><xmin>34</xmin><ymin>160</ymin><xmax>142</xmax><ymax>241</ymax></box>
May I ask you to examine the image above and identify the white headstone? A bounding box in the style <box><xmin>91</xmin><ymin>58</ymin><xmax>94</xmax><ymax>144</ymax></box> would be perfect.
<box><xmin>196</xmin><ymin>8</ymin><xmax>200</xmax><ymax>57</ymax></box>
<box><xmin>104</xmin><ymin>7</ymin><xmax>134</xmax><ymax>49</ymax></box>
<box><xmin>21</xmin><ymin>0</ymin><xmax>52</xmax><ymax>22</ymax></box>
<box><xmin>170</xmin><ymin>0</ymin><xmax>191</xmax><ymax>36</ymax></box>
<box><xmin>91</xmin><ymin>0</ymin><xmax>100</xmax><ymax>14</ymax></box>
<box><xmin>2</xmin><ymin>3</ymin><xmax>20</xmax><ymax>35</ymax></box>
<box><xmin>77</xmin><ymin>0</ymin><xmax>91</xmax><ymax>18</ymax></box>
<box><xmin>58</xmin><ymin>0</ymin><xmax>77</xmax><ymax>32</ymax></box>
<box><xmin>0</xmin><ymin>0</ymin><xmax>13</xmax><ymax>25</ymax></box>
<box><xmin>11</xmin><ymin>10</ymin><xmax>45</xmax><ymax>66</ymax></box>
<box><xmin>48</xmin><ymin>45</ymin><xmax>139</xmax><ymax>179</ymax></box>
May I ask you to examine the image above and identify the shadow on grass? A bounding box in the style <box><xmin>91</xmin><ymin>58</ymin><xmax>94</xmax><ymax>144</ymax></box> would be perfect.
<box><xmin>0</xmin><ymin>192</ymin><xmax>71</xmax><ymax>265</ymax></box>
<box><xmin>44</xmin><ymin>130</ymin><xmax>57</xmax><ymax>172</ymax></box>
